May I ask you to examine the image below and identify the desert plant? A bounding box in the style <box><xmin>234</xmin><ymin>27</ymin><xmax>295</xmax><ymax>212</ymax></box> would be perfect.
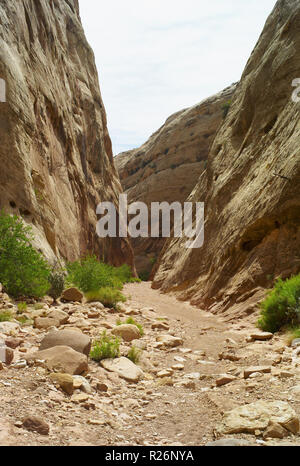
<box><xmin>221</xmin><ymin>100</ymin><xmax>231</xmax><ymax>118</ymax></box>
<box><xmin>127</xmin><ymin>345</ymin><xmax>142</xmax><ymax>364</ymax></box>
<box><xmin>258</xmin><ymin>275</ymin><xmax>300</xmax><ymax>333</ymax></box>
<box><xmin>17</xmin><ymin>302</ymin><xmax>27</xmax><ymax>313</ymax></box>
<box><xmin>85</xmin><ymin>288</ymin><xmax>126</xmax><ymax>308</ymax></box>
<box><xmin>66</xmin><ymin>256</ymin><xmax>136</xmax><ymax>293</ymax></box>
<box><xmin>48</xmin><ymin>270</ymin><xmax>65</xmax><ymax>304</ymax></box>
<box><xmin>90</xmin><ymin>331</ymin><xmax>120</xmax><ymax>361</ymax></box>
<box><xmin>0</xmin><ymin>311</ymin><xmax>12</xmax><ymax>322</ymax></box>
<box><xmin>116</xmin><ymin>317</ymin><xmax>144</xmax><ymax>336</ymax></box>
<box><xmin>34</xmin><ymin>303</ymin><xmax>44</xmax><ymax>310</ymax></box>
<box><xmin>0</xmin><ymin>211</ymin><xmax>50</xmax><ymax>298</ymax></box>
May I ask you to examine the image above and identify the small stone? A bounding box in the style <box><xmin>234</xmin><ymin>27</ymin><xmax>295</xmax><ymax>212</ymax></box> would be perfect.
<box><xmin>157</xmin><ymin>369</ymin><xmax>173</xmax><ymax>378</ymax></box>
<box><xmin>72</xmin><ymin>375</ymin><xmax>92</xmax><ymax>394</ymax></box>
<box><xmin>291</xmin><ymin>339</ymin><xmax>300</xmax><ymax>348</ymax></box>
<box><xmin>244</xmin><ymin>366</ymin><xmax>271</xmax><ymax>379</ymax></box>
<box><xmin>250</xmin><ymin>332</ymin><xmax>273</xmax><ymax>341</ymax></box>
<box><xmin>216</xmin><ymin>374</ymin><xmax>236</xmax><ymax>387</ymax></box>
<box><xmin>0</xmin><ymin>346</ymin><xmax>14</xmax><ymax>365</ymax></box>
<box><xmin>71</xmin><ymin>393</ymin><xmax>89</xmax><ymax>403</ymax></box>
<box><xmin>263</xmin><ymin>422</ymin><xmax>289</xmax><ymax>439</ymax></box>
<box><xmin>50</xmin><ymin>373</ymin><xmax>74</xmax><ymax>395</ymax></box>
<box><xmin>34</xmin><ymin>317</ymin><xmax>59</xmax><ymax>330</ymax></box>
<box><xmin>5</xmin><ymin>338</ymin><xmax>23</xmax><ymax>349</ymax></box>
<box><xmin>96</xmin><ymin>382</ymin><xmax>109</xmax><ymax>392</ymax></box>
<box><xmin>12</xmin><ymin>359</ymin><xmax>27</xmax><ymax>369</ymax></box>
<box><xmin>171</xmin><ymin>364</ymin><xmax>184</xmax><ymax>371</ymax></box>
<box><xmin>151</xmin><ymin>322</ymin><xmax>170</xmax><ymax>331</ymax></box>
<box><xmin>22</xmin><ymin>416</ymin><xmax>50</xmax><ymax>435</ymax></box>
<box><xmin>156</xmin><ymin>335</ymin><xmax>183</xmax><ymax>348</ymax></box>
<box><xmin>101</xmin><ymin>357</ymin><xmax>144</xmax><ymax>383</ymax></box>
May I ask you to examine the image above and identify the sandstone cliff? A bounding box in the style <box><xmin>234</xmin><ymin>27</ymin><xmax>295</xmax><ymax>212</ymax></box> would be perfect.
<box><xmin>115</xmin><ymin>84</ymin><xmax>236</xmax><ymax>276</ymax></box>
<box><xmin>0</xmin><ymin>0</ymin><xmax>135</xmax><ymax>270</ymax></box>
<box><xmin>153</xmin><ymin>0</ymin><xmax>300</xmax><ymax>319</ymax></box>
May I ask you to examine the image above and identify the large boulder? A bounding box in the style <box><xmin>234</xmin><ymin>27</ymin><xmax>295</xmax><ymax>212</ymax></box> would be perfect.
<box><xmin>39</xmin><ymin>330</ymin><xmax>91</xmax><ymax>356</ymax></box>
<box><xmin>101</xmin><ymin>357</ymin><xmax>144</xmax><ymax>383</ymax></box>
<box><xmin>61</xmin><ymin>288</ymin><xmax>83</xmax><ymax>303</ymax></box>
<box><xmin>111</xmin><ymin>324</ymin><xmax>141</xmax><ymax>342</ymax></box>
<box><xmin>218</xmin><ymin>401</ymin><xmax>299</xmax><ymax>435</ymax></box>
<box><xmin>25</xmin><ymin>346</ymin><xmax>88</xmax><ymax>375</ymax></box>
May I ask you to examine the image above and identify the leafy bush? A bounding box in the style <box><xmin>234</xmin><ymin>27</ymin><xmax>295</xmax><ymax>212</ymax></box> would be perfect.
<box><xmin>0</xmin><ymin>211</ymin><xmax>50</xmax><ymax>298</ymax></box>
<box><xmin>127</xmin><ymin>345</ymin><xmax>142</xmax><ymax>364</ymax></box>
<box><xmin>90</xmin><ymin>331</ymin><xmax>120</xmax><ymax>361</ymax></box>
<box><xmin>117</xmin><ymin>317</ymin><xmax>144</xmax><ymax>336</ymax></box>
<box><xmin>0</xmin><ymin>311</ymin><xmax>12</xmax><ymax>322</ymax></box>
<box><xmin>48</xmin><ymin>270</ymin><xmax>65</xmax><ymax>303</ymax></box>
<box><xmin>85</xmin><ymin>287</ymin><xmax>126</xmax><ymax>308</ymax></box>
<box><xmin>258</xmin><ymin>275</ymin><xmax>300</xmax><ymax>333</ymax></box>
<box><xmin>66</xmin><ymin>256</ymin><xmax>136</xmax><ymax>293</ymax></box>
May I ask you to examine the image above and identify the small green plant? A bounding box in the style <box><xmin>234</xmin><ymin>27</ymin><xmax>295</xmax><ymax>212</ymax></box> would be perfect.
<box><xmin>127</xmin><ymin>345</ymin><xmax>142</xmax><ymax>364</ymax></box>
<box><xmin>90</xmin><ymin>331</ymin><xmax>120</xmax><ymax>361</ymax></box>
<box><xmin>117</xmin><ymin>317</ymin><xmax>144</xmax><ymax>336</ymax></box>
<box><xmin>85</xmin><ymin>288</ymin><xmax>126</xmax><ymax>308</ymax></box>
<box><xmin>48</xmin><ymin>270</ymin><xmax>65</xmax><ymax>304</ymax></box>
<box><xmin>17</xmin><ymin>302</ymin><xmax>27</xmax><ymax>313</ymax></box>
<box><xmin>0</xmin><ymin>311</ymin><xmax>12</xmax><ymax>322</ymax></box>
<box><xmin>16</xmin><ymin>315</ymin><xmax>33</xmax><ymax>326</ymax></box>
<box><xmin>258</xmin><ymin>275</ymin><xmax>300</xmax><ymax>333</ymax></box>
<box><xmin>221</xmin><ymin>100</ymin><xmax>232</xmax><ymax>119</ymax></box>
<box><xmin>0</xmin><ymin>211</ymin><xmax>50</xmax><ymax>298</ymax></box>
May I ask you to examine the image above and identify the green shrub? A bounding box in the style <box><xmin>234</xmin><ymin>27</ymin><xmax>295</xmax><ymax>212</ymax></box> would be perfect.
<box><xmin>90</xmin><ymin>331</ymin><xmax>120</xmax><ymax>361</ymax></box>
<box><xmin>222</xmin><ymin>100</ymin><xmax>232</xmax><ymax>119</ymax></box>
<box><xmin>258</xmin><ymin>275</ymin><xmax>300</xmax><ymax>333</ymax></box>
<box><xmin>17</xmin><ymin>302</ymin><xmax>27</xmax><ymax>313</ymax></box>
<box><xmin>0</xmin><ymin>311</ymin><xmax>12</xmax><ymax>322</ymax></box>
<box><xmin>85</xmin><ymin>287</ymin><xmax>126</xmax><ymax>308</ymax></box>
<box><xmin>48</xmin><ymin>270</ymin><xmax>65</xmax><ymax>303</ymax></box>
<box><xmin>117</xmin><ymin>317</ymin><xmax>144</xmax><ymax>336</ymax></box>
<box><xmin>16</xmin><ymin>315</ymin><xmax>33</xmax><ymax>326</ymax></box>
<box><xmin>127</xmin><ymin>345</ymin><xmax>142</xmax><ymax>364</ymax></box>
<box><xmin>0</xmin><ymin>211</ymin><xmax>50</xmax><ymax>298</ymax></box>
<box><xmin>66</xmin><ymin>256</ymin><xmax>135</xmax><ymax>293</ymax></box>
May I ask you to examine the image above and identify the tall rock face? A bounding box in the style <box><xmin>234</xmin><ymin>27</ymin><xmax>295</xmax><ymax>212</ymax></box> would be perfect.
<box><xmin>115</xmin><ymin>84</ymin><xmax>236</xmax><ymax>276</ymax></box>
<box><xmin>153</xmin><ymin>0</ymin><xmax>300</xmax><ymax>319</ymax></box>
<box><xmin>0</xmin><ymin>0</ymin><xmax>135</xmax><ymax>270</ymax></box>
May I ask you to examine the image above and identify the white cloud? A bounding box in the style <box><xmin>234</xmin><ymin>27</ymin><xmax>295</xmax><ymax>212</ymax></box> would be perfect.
<box><xmin>79</xmin><ymin>0</ymin><xmax>277</xmax><ymax>154</ymax></box>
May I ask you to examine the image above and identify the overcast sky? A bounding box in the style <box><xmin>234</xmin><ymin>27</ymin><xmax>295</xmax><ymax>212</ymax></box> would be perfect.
<box><xmin>79</xmin><ymin>0</ymin><xmax>277</xmax><ymax>155</ymax></box>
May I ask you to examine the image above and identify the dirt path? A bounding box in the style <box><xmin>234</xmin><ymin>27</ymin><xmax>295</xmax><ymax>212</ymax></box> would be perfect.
<box><xmin>0</xmin><ymin>282</ymin><xmax>299</xmax><ymax>446</ymax></box>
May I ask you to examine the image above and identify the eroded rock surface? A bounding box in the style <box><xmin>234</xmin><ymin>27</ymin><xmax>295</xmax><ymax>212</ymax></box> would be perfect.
<box><xmin>0</xmin><ymin>0</ymin><xmax>135</xmax><ymax>271</ymax></box>
<box><xmin>153</xmin><ymin>0</ymin><xmax>300</xmax><ymax>317</ymax></box>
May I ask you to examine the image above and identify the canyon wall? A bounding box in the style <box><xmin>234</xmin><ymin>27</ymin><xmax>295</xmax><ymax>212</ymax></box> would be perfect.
<box><xmin>153</xmin><ymin>0</ymin><xmax>300</xmax><ymax>319</ymax></box>
<box><xmin>115</xmin><ymin>84</ymin><xmax>236</xmax><ymax>276</ymax></box>
<box><xmin>0</xmin><ymin>0</ymin><xmax>135</xmax><ymax>270</ymax></box>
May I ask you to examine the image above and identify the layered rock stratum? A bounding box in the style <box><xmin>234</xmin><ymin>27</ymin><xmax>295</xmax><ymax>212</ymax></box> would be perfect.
<box><xmin>0</xmin><ymin>0</ymin><xmax>134</xmax><ymax>269</ymax></box>
<box><xmin>115</xmin><ymin>84</ymin><xmax>236</xmax><ymax>275</ymax></box>
<box><xmin>153</xmin><ymin>0</ymin><xmax>300</xmax><ymax>318</ymax></box>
